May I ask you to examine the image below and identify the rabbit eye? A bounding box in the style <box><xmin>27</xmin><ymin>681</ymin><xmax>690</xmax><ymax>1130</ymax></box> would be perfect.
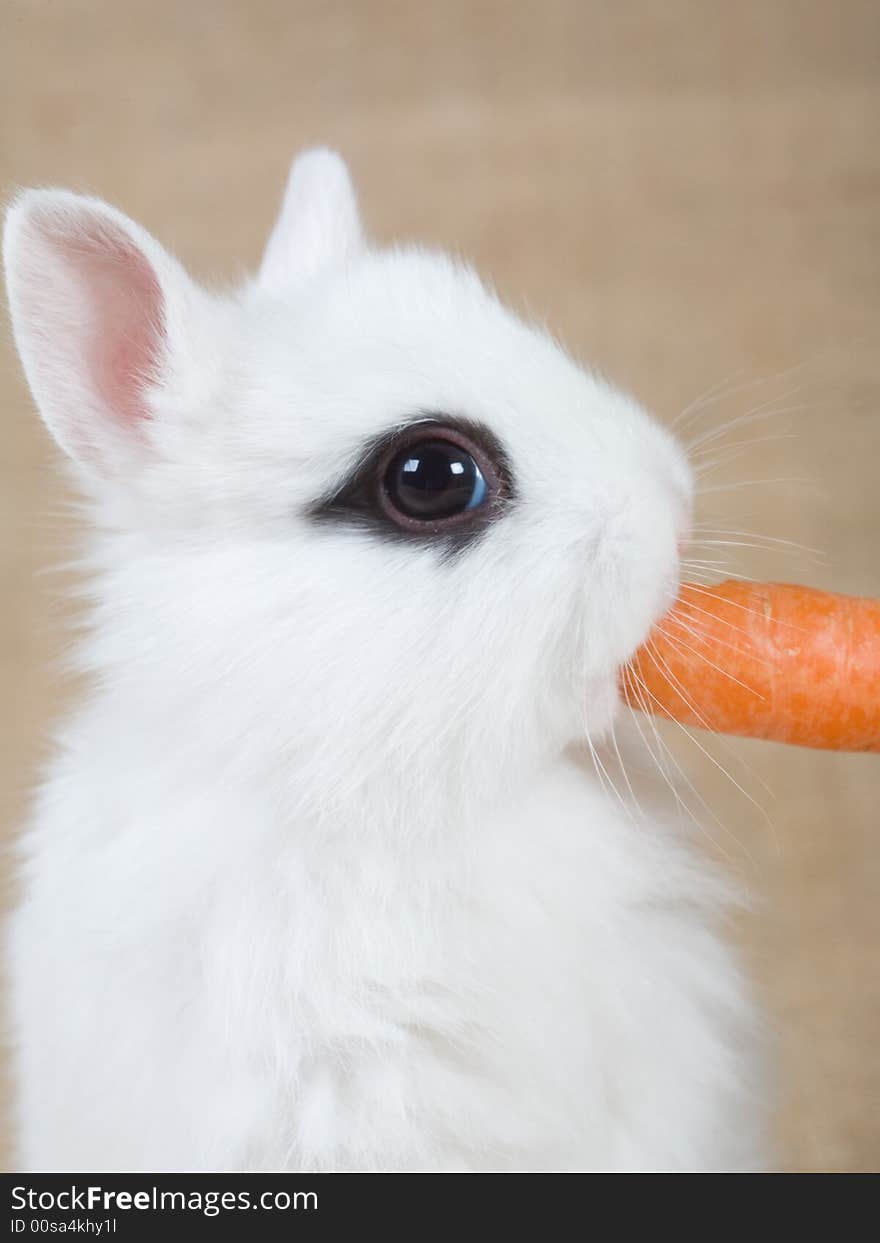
<box><xmin>312</xmin><ymin>418</ymin><xmax>512</xmax><ymax>544</ymax></box>
<box><xmin>383</xmin><ymin>438</ymin><xmax>488</xmax><ymax>523</ymax></box>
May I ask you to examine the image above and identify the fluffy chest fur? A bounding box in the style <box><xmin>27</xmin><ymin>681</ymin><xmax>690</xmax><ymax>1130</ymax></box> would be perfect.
<box><xmin>12</xmin><ymin>724</ymin><xmax>760</xmax><ymax>1171</ymax></box>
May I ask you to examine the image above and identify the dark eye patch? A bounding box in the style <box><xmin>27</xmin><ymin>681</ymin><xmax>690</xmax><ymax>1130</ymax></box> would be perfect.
<box><xmin>309</xmin><ymin>415</ymin><xmax>514</xmax><ymax>551</ymax></box>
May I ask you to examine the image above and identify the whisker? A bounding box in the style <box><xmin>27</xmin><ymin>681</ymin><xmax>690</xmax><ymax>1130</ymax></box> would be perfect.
<box><xmin>671</xmin><ymin>358</ymin><xmax>813</xmax><ymax>437</ymax></box>
<box><xmin>659</xmin><ymin>606</ymin><xmax>773</xmax><ymax>667</ymax></box>
<box><xmin>681</xmin><ymin>582</ymin><xmax>809</xmax><ymax>632</ymax></box>
<box><xmin>685</xmin><ymin>393</ymin><xmax>807</xmax><ymax>454</ymax></box>
<box><xmin>690</xmin><ymin>432</ymin><xmax>796</xmax><ymax>462</ymax></box>
<box><xmin>654</xmin><ymin>623</ymin><xmax>766</xmax><ymax>700</ymax></box>
<box><xmin>690</xmin><ymin>528</ymin><xmax>826</xmax><ymax>556</ymax></box>
<box><xmin>697</xmin><ymin>476</ymin><xmax>813</xmax><ymax>494</ymax></box>
<box><xmin>671</xmin><ymin>368</ymin><xmax>751</xmax><ymax>432</ymax></box>
<box><xmin>642</xmin><ymin>641</ymin><xmax>772</xmax><ymax>839</ymax></box>
<box><xmin>681</xmin><ymin>563</ymin><xmax>788</xmax><ymax>588</ymax></box>
<box><xmin>586</xmin><ymin>729</ymin><xmax>635</xmax><ymax>824</ymax></box>
<box><xmin>694</xmin><ymin>443</ymin><xmax>800</xmax><ymax>481</ymax></box>
<box><xmin>607</xmin><ymin>720</ymin><xmax>644</xmax><ymax>818</ymax></box>
<box><xmin>643</xmin><ymin>639</ymin><xmax>774</xmax><ymax>802</ymax></box>
<box><xmin>668</xmin><ymin>595</ymin><xmax>764</xmax><ymax>644</ymax></box>
<box><xmin>689</xmin><ymin>537</ymin><xmax>818</xmax><ymax>555</ymax></box>
<box><xmin>622</xmin><ymin>665</ymin><xmax>702</xmax><ymax>809</ymax></box>
<box><xmin>622</xmin><ymin>665</ymin><xmax>743</xmax><ymax>862</ymax></box>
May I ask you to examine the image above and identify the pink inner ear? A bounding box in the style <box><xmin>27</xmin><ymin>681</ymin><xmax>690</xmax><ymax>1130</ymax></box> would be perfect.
<box><xmin>73</xmin><ymin>225</ymin><xmax>165</xmax><ymax>430</ymax></box>
<box><xmin>11</xmin><ymin>198</ymin><xmax>177</xmax><ymax>470</ymax></box>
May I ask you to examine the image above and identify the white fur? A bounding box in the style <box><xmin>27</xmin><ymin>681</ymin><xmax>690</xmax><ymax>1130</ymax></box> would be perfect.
<box><xmin>4</xmin><ymin>150</ymin><xmax>764</xmax><ymax>1171</ymax></box>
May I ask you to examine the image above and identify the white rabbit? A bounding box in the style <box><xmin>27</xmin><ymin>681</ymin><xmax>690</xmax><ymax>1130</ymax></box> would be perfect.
<box><xmin>3</xmin><ymin>150</ymin><xmax>764</xmax><ymax>1172</ymax></box>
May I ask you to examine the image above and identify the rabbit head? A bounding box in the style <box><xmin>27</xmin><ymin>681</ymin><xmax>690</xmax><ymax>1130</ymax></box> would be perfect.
<box><xmin>4</xmin><ymin>150</ymin><xmax>691</xmax><ymax>822</ymax></box>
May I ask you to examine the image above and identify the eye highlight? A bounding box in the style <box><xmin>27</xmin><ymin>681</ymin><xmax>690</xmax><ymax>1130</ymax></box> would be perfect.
<box><xmin>312</xmin><ymin>417</ymin><xmax>513</xmax><ymax>545</ymax></box>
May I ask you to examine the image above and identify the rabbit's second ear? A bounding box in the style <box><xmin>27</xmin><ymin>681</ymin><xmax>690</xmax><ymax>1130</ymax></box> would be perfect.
<box><xmin>3</xmin><ymin>190</ymin><xmax>203</xmax><ymax>478</ymax></box>
<box><xmin>258</xmin><ymin>148</ymin><xmax>363</xmax><ymax>292</ymax></box>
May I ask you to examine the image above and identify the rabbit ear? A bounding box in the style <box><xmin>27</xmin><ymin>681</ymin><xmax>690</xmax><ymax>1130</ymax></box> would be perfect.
<box><xmin>258</xmin><ymin>148</ymin><xmax>364</xmax><ymax>292</ymax></box>
<box><xmin>4</xmin><ymin>189</ymin><xmax>202</xmax><ymax>477</ymax></box>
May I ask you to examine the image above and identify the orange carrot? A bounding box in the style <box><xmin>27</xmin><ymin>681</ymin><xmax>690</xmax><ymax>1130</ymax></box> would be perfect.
<box><xmin>622</xmin><ymin>580</ymin><xmax>880</xmax><ymax>752</ymax></box>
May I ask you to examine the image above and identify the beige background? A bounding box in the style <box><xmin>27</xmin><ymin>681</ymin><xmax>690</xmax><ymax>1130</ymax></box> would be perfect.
<box><xmin>1</xmin><ymin>0</ymin><xmax>878</xmax><ymax>1171</ymax></box>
